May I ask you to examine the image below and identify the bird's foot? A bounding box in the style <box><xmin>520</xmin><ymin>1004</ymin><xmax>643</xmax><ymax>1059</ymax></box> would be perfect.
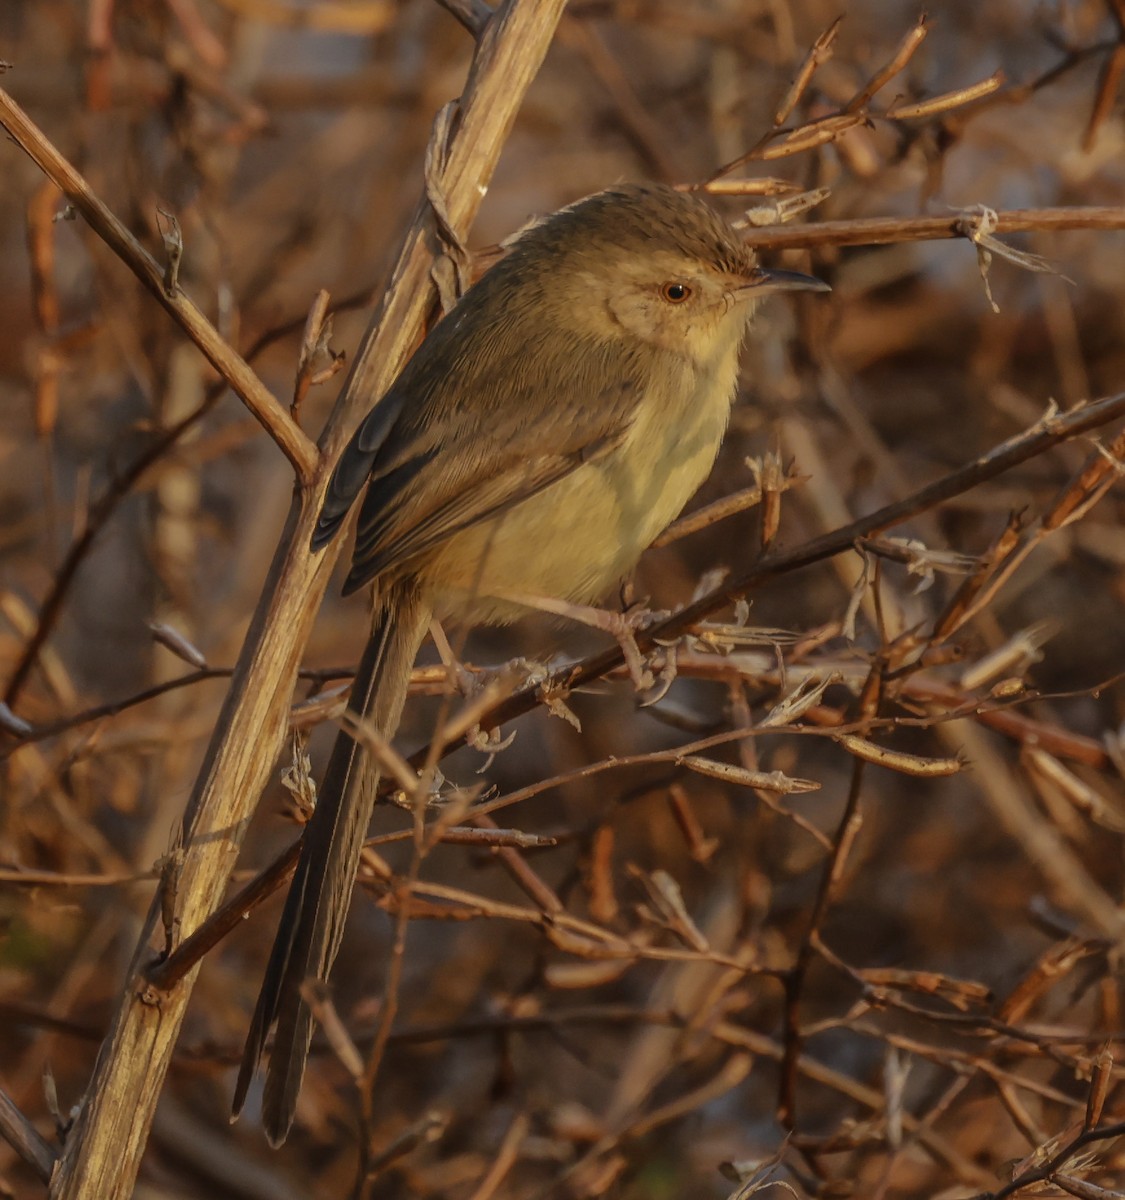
<box><xmin>493</xmin><ymin>591</ymin><xmax>670</xmax><ymax>697</ymax></box>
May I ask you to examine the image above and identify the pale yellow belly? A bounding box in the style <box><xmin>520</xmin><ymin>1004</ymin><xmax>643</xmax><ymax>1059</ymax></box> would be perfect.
<box><xmin>424</xmin><ymin>358</ymin><xmax>736</xmax><ymax>626</ymax></box>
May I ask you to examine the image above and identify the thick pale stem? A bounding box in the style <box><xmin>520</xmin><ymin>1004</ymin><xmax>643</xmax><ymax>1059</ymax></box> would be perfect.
<box><xmin>44</xmin><ymin>2</ymin><xmax>568</xmax><ymax>1196</ymax></box>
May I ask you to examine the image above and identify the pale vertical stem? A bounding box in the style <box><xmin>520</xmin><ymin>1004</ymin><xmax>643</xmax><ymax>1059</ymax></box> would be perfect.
<box><xmin>47</xmin><ymin>3</ymin><xmax>569</xmax><ymax>1197</ymax></box>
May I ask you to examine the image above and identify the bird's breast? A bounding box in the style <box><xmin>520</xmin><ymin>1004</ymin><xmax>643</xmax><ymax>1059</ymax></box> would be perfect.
<box><xmin>426</xmin><ymin>344</ymin><xmax>740</xmax><ymax>625</ymax></box>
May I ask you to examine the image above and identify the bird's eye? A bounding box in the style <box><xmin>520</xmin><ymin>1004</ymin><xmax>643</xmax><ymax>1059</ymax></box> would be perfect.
<box><xmin>660</xmin><ymin>282</ymin><xmax>692</xmax><ymax>303</ymax></box>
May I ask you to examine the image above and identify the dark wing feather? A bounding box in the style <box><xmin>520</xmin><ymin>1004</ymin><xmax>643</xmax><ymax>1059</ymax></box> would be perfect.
<box><xmin>312</xmin><ymin>388</ymin><xmax>409</xmax><ymax>551</ymax></box>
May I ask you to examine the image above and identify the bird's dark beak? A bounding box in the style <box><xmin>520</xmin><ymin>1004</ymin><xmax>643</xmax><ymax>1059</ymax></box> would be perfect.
<box><xmin>742</xmin><ymin>266</ymin><xmax>830</xmax><ymax>295</ymax></box>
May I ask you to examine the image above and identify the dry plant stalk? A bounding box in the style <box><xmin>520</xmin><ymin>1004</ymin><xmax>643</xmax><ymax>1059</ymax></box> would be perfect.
<box><xmin>1</xmin><ymin>2</ymin><xmax>569</xmax><ymax>1196</ymax></box>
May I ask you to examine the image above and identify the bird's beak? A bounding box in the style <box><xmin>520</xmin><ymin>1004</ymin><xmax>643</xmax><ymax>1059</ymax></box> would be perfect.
<box><xmin>739</xmin><ymin>266</ymin><xmax>831</xmax><ymax>296</ymax></box>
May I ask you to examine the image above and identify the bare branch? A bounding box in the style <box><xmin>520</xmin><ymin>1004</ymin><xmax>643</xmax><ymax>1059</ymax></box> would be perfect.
<box><xmin>0</xmin><ymin>89</ymin><xmax>318</xmax><ymax>483</ymax></box>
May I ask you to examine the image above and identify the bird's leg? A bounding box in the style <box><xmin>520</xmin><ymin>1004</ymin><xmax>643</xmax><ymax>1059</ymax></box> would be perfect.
<box><xmin>494</xmin><ymin>590</ymin><xmax>667</xmax><ymax>694</ymax></box>
<box><xmin>428</xmin><ymin>618</ymin><xmax>481</xmax><ymax>696</ymax></box>
<box><xmin>429</xmin><ymin>619</ymin><xmax>549</xmax><ymax>698</ymax></box>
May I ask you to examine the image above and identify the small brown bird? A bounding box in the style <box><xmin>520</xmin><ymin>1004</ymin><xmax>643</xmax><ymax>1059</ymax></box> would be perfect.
<box><xmin>234</xmin><ymin>182</ymin><xmax>827</xmax><ymax>1143</ymax></box>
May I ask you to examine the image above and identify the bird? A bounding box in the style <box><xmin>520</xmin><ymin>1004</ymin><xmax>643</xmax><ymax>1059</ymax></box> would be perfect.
<box><xmin>233</xmin><ymin>181</ymin><xmax>828</xmax><ymax>1143</ymax></box>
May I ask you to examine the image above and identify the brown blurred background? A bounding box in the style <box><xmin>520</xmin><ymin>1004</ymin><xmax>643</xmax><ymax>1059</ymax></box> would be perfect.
<box><xmin>1</xmin><ymin>1</ymin><xmax>1125</xmax><ymax>1197</ymax></box>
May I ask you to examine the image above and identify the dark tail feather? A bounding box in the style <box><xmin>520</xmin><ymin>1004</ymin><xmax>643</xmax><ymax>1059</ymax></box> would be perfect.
<box><xmin>233</xmin><ymin>580</ymin><xmax>431</xmax><ymax>1144</ymax></box>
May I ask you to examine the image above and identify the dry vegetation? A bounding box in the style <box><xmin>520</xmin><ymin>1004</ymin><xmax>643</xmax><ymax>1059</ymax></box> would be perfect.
<box><xmin>2</xmin><ymin>1</ymin><xmax>1125</xmax><ymax>1197</ymax></box>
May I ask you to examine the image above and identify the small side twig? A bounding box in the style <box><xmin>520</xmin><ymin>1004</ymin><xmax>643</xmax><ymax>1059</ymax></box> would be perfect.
<box><xmin>0</xmin><ymin>1083</ymin><xmax>56</xmax><ymax>1183</ymax></box>
<box><xmin>434</xmin><ymin>0</ymin><xmax>492</xmax><ymax>38</ymax></box>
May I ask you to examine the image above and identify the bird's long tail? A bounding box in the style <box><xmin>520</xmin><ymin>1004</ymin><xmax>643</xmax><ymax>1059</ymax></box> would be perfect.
<box><xmin>233</xmin><ymin>578</ymin><xmax>431</xmax><ymax>1145</ymax></box>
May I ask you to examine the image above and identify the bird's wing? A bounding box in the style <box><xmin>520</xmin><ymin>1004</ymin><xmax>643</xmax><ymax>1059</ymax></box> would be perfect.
<box><xmin>342</xmin><ymin>420</ymin><xmax>627</xmax><ymax>594</ymax></box>
<box><xmin>342</xmin><ymin>371</ymin><xmax>641</xmax><ymax>594</ymax></box>
<box><xmin>314</xmin><ymin>310</ymin><xmax>647</xmax><ymax>595</ymax></box>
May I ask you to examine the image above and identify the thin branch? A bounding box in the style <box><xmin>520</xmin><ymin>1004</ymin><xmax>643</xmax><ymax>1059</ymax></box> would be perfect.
<box><xmin>0</xmin><ymin>1084</ymin><xmax>56</xmax><ymax>1184</ymax></box>
<box><xmin>779</xmin><ymin>728</ymin><xmax>872</xmax><ymax>1127</ymax></box>
<box><xmin>0</xmin><ymin>257</ymin><xmax>356</xmax><ymax>712</ymax></box>
<box><xmin>0</xmin><ymin>89</ymin><xmax>318</xmax><ymax>483</ymax></box>
<box><xmin>144</xmin><ymin>837</ymin><xmax>301</xmax><ymax>993</ymax></box>
<box><xmin>474</xmin><ymin>391</ymin><xmax>1125</xmax><ymax>738</ymax></box>
<box><xmin>742</xmin><ymin>206</ymin><xmax>1125</xmax><ymax>251</ymax></box>
<box><xmin>973</xmin><ymin>1120</ymin><xmax>1125</xmax><ymax>1199</ymax></box>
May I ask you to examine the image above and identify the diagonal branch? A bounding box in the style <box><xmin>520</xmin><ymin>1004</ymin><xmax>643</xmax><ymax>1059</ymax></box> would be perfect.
<box><xmin>0</xmin><ymin>311</ymin><xmax>350</xmax><ymax>711</ymax></box>
<box><xmin>0</xmin><ymin>88</ymin><xmax>319</xmax><ymax>484</ymax></box>
<box><xmin>480</xmin><ymin>391</ymin><xmax>1125</xmax><ymax>732</ymax></box>
<box><xmin>0</xmin><ymin>1084</ymin><xmax>56</xmax><ymax>1184</ymax></box>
